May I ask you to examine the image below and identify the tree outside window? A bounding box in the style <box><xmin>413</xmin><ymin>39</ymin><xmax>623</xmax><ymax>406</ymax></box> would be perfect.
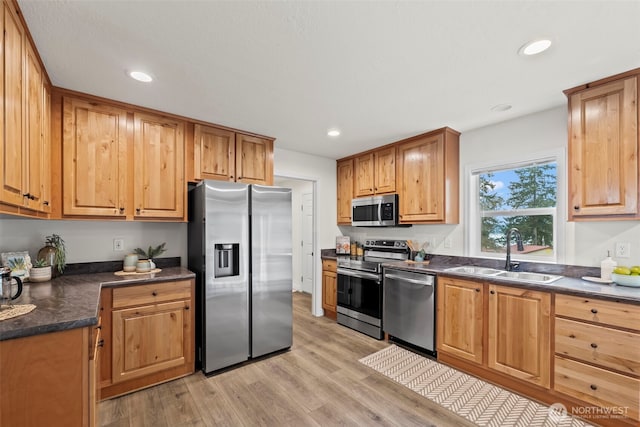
<box><xmin>477</xmin><ymin>162</ymin><xmax>557</xmax><ymax>259</ymax></box>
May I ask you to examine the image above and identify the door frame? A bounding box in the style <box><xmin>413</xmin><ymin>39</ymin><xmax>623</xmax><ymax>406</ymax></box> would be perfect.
<box><xmin>274</xmin><ymin>174</ymin><xmax>319</xmax><ymax>316</ymax></box>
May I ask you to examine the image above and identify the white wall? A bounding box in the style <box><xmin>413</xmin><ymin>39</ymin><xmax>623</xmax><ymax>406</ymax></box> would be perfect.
<box><xmin>0</xmin><ymin>218</ymin><xmax>187</xmax><ymax>266</ymax></box>
<box><xmin>347</xmin><ymin>106</ymin><xmax>640</xmax><ymax>267</ymax></box>
<box><xmin>274</xmin><ymin>148</ymin><xmax>340</xmax><ymax>316</ymax></box>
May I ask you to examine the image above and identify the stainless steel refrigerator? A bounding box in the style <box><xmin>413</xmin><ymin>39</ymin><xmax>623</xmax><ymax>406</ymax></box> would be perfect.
<box><xmin>188</xmin><ymin>180</ymin><xmax>292</xmax><ymax>374</ymax></box>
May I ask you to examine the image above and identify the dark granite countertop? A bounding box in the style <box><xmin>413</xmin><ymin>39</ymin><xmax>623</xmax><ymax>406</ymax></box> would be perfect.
<box><xmin>382</xmin><ymin>260</ymin><xmax>640</xmax><ymax>305</ymax></box>
<box><xmin>0</xmin><ymin>266</ymin><xmax>194</xmax><ymax>342</ymax></box>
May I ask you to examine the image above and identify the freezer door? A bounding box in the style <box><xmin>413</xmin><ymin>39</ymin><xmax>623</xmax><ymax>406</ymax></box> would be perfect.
<box><xmin>203</xmin><ymin>181</ymin><xmax>250</xmax><ymax>372</ymax></box>
<box><xmin>251</xmin><ymin>185</ymin><xmax>293</xmax><ymax>357</ymax></box>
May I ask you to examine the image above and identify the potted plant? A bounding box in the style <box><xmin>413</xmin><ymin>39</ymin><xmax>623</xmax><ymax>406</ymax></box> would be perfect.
<box><xmin>37</xmin><ymin>234</ymin><xmax>67</xmax><ymax>277</ymax></box>
<box><xmin>29</xmin><ymin>258</ymin><xmax>52</xmax><ymax>282</ymax></box>
<box><xmin>133</xmin><ymin>242</ymin><xmax>167</xmax><ymax>269</ymax></box>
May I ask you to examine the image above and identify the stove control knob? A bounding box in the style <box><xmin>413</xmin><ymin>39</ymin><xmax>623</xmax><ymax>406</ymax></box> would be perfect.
<box><xmin>400</xmin><ymin>242</ymin><xmax>406</xmax><ymax>247</ymax></box>
<box><xmin>366</xmin><ymin>240</ymin><xmax>371</xmax><ymax>246</ymax></box>
<box><xmin>394</xmin><ymin>241</ymin><xmax>400</xmax><ymax>247</ymax></box>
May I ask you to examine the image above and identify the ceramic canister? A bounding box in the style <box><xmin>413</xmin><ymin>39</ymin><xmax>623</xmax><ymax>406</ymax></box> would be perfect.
<box><xmin>136</xmin><ymin>259</ymin><xmax>151</xmax><ymax>273</ymax></box>
<box><xmin>123</xmin><ymin>254</ymin><xmax>139</xmax><ymax>272</ymax></box>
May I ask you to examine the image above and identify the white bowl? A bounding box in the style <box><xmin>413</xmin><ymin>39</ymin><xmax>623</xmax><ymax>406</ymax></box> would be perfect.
<box><xmin>611</xmin><ymin>273</ymin><xmax>640</xmax><ymax>288</ymax></box>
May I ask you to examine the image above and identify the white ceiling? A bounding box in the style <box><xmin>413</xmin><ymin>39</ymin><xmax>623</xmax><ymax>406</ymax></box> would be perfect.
<box><xmin>18</xmin><ymin>0</ymin><xmax>640</xmax><ymax>160</ymax></box>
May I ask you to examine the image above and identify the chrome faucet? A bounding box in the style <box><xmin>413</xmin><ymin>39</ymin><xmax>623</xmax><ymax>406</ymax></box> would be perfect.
<box><xmin>505</xmin><ymin>227</ymin><xmax>524</xmax><ymax>271</ymax></box>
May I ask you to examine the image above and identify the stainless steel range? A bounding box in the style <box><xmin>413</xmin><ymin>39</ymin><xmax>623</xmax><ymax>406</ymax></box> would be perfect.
<box><xmin>336</xmin><ymin>240</ymin><xmax>410</xmax><ymax>339</ymax></box>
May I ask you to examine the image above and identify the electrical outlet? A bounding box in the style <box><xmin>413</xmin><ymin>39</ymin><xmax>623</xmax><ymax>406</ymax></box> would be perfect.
<box><xmin>615</xmin><ymin>242</ymin><xmax>631</xmax><ymax>258</ymax></box>
<box><xmin>113</xmin><ymin>238</ymin><xmax>124</xmax><ymax>251</ymax></box>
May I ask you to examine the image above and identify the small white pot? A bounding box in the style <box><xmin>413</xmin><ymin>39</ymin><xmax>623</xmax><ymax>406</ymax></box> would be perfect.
<box><xmin>29</xmin><ymin>266</ymin><xmax>52</xmax><ymax>282</ymax></box>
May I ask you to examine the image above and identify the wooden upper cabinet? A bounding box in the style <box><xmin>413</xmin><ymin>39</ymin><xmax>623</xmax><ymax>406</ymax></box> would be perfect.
<box><xmin>236</xmin><ymin>133</ymin><xmax>273</xmax><ymax>185</ymax></box>
<box><xmin>397</xmin><ymin>128</ymin><xmax>459</xmax><ymax>224</ymax></box>
<box><xmin>567</xmin><ymin>74</ymin><xmax>639</xmax><ymax>219</ymax></box>
<box><xmin>437</xmin><ymin>277</ymin><xmax>484</xmax><ymax>365</ymax></box>
<box><xmin>354</xmin><ymin>153</ymin><xmax>374</xmax><ymax>197</ymax></box>
<box><xmin>193</xmin><ymin>124</ymin><xmax>235</xmax><ymax>181</ymax></box>
<box><xmin>41</xmin><ymin>85</ymin><xmax>51</xmax><ymax>213</ymax></box>
<box><xmin>1</xmin><ymin>2</ymin><xmax>25</xmax><ymax>207</ymax></box>
<box><xmin>336</xmin><ymin>159</ymin><xmax>354</xmax><ymax>225</ymax></box>
<box><xmin>487</xmin><ymin>284</ymin><xmax>551</xmax><ymax>389</ymax></box>
<box><xmin>62</xmin><ymin>97</ymin><xmax>128</xmax><ymax>217</ymax></box>
<box><xmin>133</xmin><ymin>112</ymin><xmax>185</xmax><ymax>219</ymax></box>
<box><xmin>374</xmin><ymin>146</ymin><xmax>396</xmax><ymax>194</ymax></box>
<box><xmin>24</xmin><ymin>41</ymin><xmax>43</xmax><ymax>211</ymax></box>
<box><xmin>353</xmin><ymin>146</ymin><xmax>396</xmax><ymax>197</ymax></box>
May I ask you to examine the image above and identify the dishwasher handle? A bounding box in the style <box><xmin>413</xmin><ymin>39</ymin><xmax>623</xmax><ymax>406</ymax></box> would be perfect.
<box><xmin>384</xmin><ymin>272</ymin><xmax>434</xmax><ymax>287</ymax></box>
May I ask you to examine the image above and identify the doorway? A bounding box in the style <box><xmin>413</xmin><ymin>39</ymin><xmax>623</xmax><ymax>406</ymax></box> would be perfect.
<box><xmin>274</xmin><ymin>176</ymin><xmax>316</xmax><ymax>312</ymax></box>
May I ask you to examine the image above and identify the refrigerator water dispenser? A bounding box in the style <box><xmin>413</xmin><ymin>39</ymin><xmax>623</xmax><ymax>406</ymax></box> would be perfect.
<box><xmin>214</xmin><ymin>243</ymin><xmax>239</xmax><ymax>277</ymax></box>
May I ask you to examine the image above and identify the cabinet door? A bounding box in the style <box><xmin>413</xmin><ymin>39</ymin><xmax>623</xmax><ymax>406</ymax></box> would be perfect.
<box><xmin>488</xmin><ymin>284</ymin><xmax>551</xmax><ymax>388</ymax></box>
<box><xmin>133</xmin><ymin>112</ymin><xmax>185</xmax><ymax>219</ymax></box>
<box><xmin>569</xmin><ymin>76</ymin><xmax>638</xmax><ymax>218</ymax></box>
<box><xmin>336</xmin><ymin>159</ymin><xmax>354</xmax><ymax>225</ymax></box>
<box><xmin>235</xmin><ymin>133</ymin><xmax>273</xmax><ymax>185</ymax></box>
<box><xmin>436</xmin><ymin>278</ymin><xmax>484</xmax><ymax>364</ymax></box>
<box><xmin>112</xmin><ymin>300</ymin><xmax>191</xmax><ymax>383</ymax></box>
<box><xmin>354</xmin><ymin>153</ymin><xmax>375</xmax><ymax>197</ymax></box>
<box><xmin>24</xmin><ymin>42</ymin><xmax>43</xmax><ymax>211</ymax></box>
<box><xmin>1</xmin><ymin>3</ymin><xmax>25</xmax><ymax>207</ymax></box>
<box><xmin>322</xmin><ymin>270</ymin><xmax>337</xmax><ymax>318</ymax></box>
<box><xmin>374</xmin><ymin>147</ymin><xmax>396</xmax><ymax>194</ymax></box>
<box><xmin>193</xmin><ymin>124</ymin><xmax>235</xmax><ymax>181</ymax></box>
<box><xmin>63</xmin><ymin>98</ymin><xmax>128</xmax><ymax>217</ymax></box>
<box><xmin>41</xmin><ymin>85</ymin><xmax>52</xmax><ymax>213</ymax></box>
<box><xmin>397</xmin><ymin>134</ymin><xmax>444</xmax><ymax>222</ymax></box>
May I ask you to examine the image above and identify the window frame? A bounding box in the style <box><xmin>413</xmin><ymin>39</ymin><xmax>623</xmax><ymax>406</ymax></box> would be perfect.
<box><xmin>465</xmin><ymin>149</ymin><xmax>566</xmax><ymax>264</ymax></box>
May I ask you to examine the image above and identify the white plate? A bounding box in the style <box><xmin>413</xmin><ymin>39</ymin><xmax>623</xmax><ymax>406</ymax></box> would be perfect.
<box><xmin>581</xmin><ymin>276</ymin><xmax>613</xmax><ymax>284</ymax></box>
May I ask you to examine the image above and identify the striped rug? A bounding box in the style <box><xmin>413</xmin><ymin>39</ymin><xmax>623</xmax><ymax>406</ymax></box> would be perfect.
<box><xmin>359</xmin><ymin>345</ymin><xmax>591</xmax><ymax>427</ymax></box>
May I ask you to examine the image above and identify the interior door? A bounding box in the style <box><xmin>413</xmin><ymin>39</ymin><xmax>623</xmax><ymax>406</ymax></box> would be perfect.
<box><xmin>301</xmin><ymin>192</ymin><xmax>314</xmax><ymax>294</ymax></box>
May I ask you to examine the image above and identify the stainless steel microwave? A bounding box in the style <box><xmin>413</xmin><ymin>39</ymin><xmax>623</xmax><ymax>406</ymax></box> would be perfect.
<box><xmin>351</xmin><ymin>194</ymin><xmax>399</xmax><ymax>227</ymax></box>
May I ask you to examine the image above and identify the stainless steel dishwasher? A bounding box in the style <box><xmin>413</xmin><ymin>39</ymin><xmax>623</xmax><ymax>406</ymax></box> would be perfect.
<box><xmin>383</xmin><ymin>267</ymin><xmax>436</xmax><ymax>355</ymax></box>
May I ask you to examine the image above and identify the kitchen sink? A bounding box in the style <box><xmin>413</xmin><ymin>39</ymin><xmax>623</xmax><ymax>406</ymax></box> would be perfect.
<box><xmin>444</xmin><ymin>265</ymin><xmax>563</xmax><ymax>284</ymax></box>
<box><xmin>494</xmin><ymin>271</ymin><xmax>563</xmax><ymax>284</ymax></box>
<box><xmin>444</xmin><ymin>266</ymin><xmax>503</xmax><ymax>276</ymax></box>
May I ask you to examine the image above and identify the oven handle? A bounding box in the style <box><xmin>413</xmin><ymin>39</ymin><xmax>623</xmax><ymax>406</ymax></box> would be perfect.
<box><xmin>384</xmin><ymin>273</ymin><xmax>433</xmax><ymax>287</ymax></box>
<box><xmin>337</xmin><ymin>268</ymin><xmax>381</xmax><ymax>282</ymax></box>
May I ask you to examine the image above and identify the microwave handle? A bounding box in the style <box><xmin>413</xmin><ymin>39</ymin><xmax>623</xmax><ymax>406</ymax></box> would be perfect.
<box><xmin>377</xmin><ymin>202</ymin><xmax>382</xmax><ymax>225</ymax></box>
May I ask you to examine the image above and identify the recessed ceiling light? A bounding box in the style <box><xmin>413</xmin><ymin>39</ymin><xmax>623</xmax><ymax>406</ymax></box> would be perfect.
<box><xmin>519</xmin><ymin>39</ymin><xmax>552</xmax><ymax>56</ymax></box>
<box><xmin>327</xmin><ymin>128</ymin><xmax>341</xmax><ymax>137</ymax></box>
<box><xmin>128</xmin><ymin>70</ymin><xmax>153</xmax><ymax>82</ymax></box>
<box><xmin>491</xmin><ymin>104</ymin><xmax>512</xmax><ymax>112</ymax></box>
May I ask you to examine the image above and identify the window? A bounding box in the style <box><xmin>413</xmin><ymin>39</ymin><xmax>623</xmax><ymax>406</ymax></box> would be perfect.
<box><xmin>471</xmin><ymin>159</ymin><xmax>558</xmax><ymax>262</ymax></box>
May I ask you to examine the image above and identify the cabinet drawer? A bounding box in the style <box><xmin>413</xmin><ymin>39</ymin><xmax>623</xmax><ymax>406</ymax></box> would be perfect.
<box><xmin>555</xmin><ymin>356</ymin><xmax>639</xmax><ymax>421</ymax></box>
<box><xmin>555</xmin><ymin>294</ymin><xmax>640</xmax><ymax>331</ymax></box>
<box><xmin>555</xmin><ymin>317</ymin><xmax>640</xmax><ymax>375</ymax></box>
<box><xmin>112</xmin><ymin>280</ymin><xmax>191</xmax><ymax>308</ymax></box>
<box><xmin>322</xmin><ymin>259</ymin><xmax>337</xmax><ymax>273</ymax></box>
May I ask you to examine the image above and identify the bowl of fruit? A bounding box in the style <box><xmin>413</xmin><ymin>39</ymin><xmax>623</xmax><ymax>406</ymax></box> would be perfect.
<box><xmin>611</xmin><ymin>266</ymin><xmax>640</xmax><ymax>287</ymax></box>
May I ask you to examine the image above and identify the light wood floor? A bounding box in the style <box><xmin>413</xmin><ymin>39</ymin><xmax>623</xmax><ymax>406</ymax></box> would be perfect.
<box><xmin>100</xmin><ymin>292</ymin><xmax>474</xmax><ymax>427</ymax></box>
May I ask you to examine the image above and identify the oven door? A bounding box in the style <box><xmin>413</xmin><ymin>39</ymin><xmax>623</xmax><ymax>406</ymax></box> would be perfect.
<box><xmin>336</xmin><ymin>268</ymin><xmax>382</xmax><ymax>323</ymax></box>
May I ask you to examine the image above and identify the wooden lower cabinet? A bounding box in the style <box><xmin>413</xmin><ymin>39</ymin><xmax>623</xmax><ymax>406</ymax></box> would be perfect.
<box><xmin>487</xmin><ymin>284</ymin><xmax>551</xmax><ymax>389</ymax></box>
<box><xmin>554</xmin><ymin>294</ymin><xmax>640</xmax><ymax>424</ymax></box>
<box><xmin>100</xmin><ymin>279</ymin><xmax>195</xmax><ymax>399</ymax></box>
<box><xmin>0</xmin><ymin>326</ymin><xmax>98</xmax><ymax>427</ymax></box>
<box><xmin>322</xmin><ymin>259</ymin><xmax>337</xmax><ymax>320</ymax></box>
<box><xmin>438</xmin><ymin>280</ymin><xmax>639</xmax><ymax>426</ymax></box>
<box><xmin>436</xmin><ymin>277</ymin><xmax>484</xmax><ymax>364</ymax></box>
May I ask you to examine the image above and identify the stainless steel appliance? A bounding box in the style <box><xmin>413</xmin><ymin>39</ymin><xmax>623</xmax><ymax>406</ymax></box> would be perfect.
<box><xmin>351</xmin><ymin>194</ymin><xmax>399</xmax><ymax>227</ymax></box>
<box><xmin>337</xmin><ymin>240</ymin><xmax>409</xmax><ymax>339</ymax></box>
<box><xmin>188</xmin><ymin>180</ymin><xmax>293</xmax><ymax>374</ymax></box>
<box><xmin>383</xmin><ymin>267</ymin><xmax>436</xmax><ymax>355</ymax></box>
